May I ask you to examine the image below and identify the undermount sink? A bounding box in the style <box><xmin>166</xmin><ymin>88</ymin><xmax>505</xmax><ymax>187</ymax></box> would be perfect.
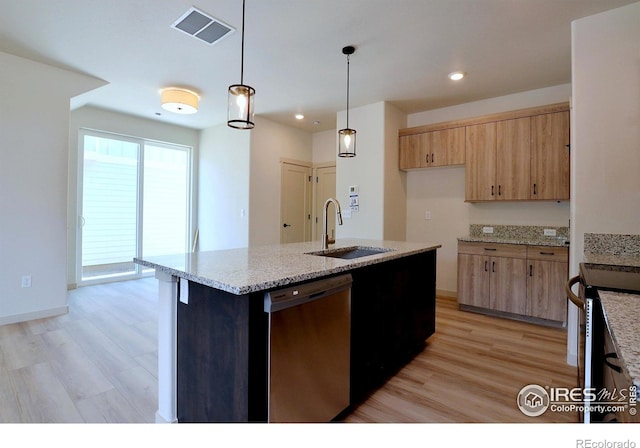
<box><xmin>307</xmin><ymin>246</ymin><xmax>395</xmax><ymax>260</ymax></box>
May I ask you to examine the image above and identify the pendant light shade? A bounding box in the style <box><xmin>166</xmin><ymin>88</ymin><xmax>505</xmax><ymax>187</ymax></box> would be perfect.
<box><xmin>338</xmin><ymin>45</ymin><xmax>356</xmax><ymax>158</ymax></box>
<box><xmin>227</xmin><ymin>0</ymin><xmax>255</xmax><ymax>129</ymax></box>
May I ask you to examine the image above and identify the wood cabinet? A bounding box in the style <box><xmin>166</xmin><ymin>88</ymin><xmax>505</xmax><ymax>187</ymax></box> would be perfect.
<box><xmin>399</xmin><ymin>127</ymin><xmax>465</xmax><ymax>170</ymax></box>
<box><xmin>457</xmin><ymin>241</ymin><xmax>568</xmax><ymax>324</ymax></box>
<box><xmin>531</xmin><ymin>111</ymin><xmax>570</xmax><ymax>200</ymax></box>
<box><xmin>400</xmin><ymin>102</ymin><xmax>570</xmax><ymax>202</ymax></box>
<box><xmin>457</xmin><ymin>242</ymin><xmax>527</xmax><ymax>314</ymax></box>
<box><xmin>464</xmin><ymin>123</ymin><xmax>496</xmax><ymax>201</ymax></box>
<box><xmin>526</xmin><ymin>246</ymin><xmax>569</xmax><ymax>321</ymax></box>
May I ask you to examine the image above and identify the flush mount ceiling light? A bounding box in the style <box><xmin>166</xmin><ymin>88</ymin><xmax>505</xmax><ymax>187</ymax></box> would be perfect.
<box><xmin>338</xmin><ymin>45</ymin><xmax>356</xmax><ymax>158</ymax></box>
<box><xmin>448</xmin><ymin>71</ymin><xmax>465</xmax><ymax>81</ymax></box>
<box><xmin>227</xmin><ymin>0</ymin><xmax>255</xmax><ymax>129</ymax></box>
<box><xmin>295</xmin><ymin>114</ymin><xmax>304</xmax><ymax>120</ymax></box>
<box><xmin>161</xmin><ymin>88</ymin><xmax>199</xmax><ymax>114</ymax></box>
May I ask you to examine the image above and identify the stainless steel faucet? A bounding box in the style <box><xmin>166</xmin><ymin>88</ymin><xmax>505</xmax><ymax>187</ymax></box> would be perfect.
<box><xmin>322</xmin><ymin>198</ymin><xmax>343</xmax><ymax>250</ymax></box>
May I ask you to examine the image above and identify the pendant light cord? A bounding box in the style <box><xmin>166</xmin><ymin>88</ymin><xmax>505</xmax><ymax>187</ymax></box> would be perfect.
<box><xmin>346</xmin><ymin>53</ymin><xmax>350</xmax><ymax>128</ymax></box>
<box><xmin>240</xmin><ymin>0</ymin><xmax>246</xmax><ymax>85</ymax></box>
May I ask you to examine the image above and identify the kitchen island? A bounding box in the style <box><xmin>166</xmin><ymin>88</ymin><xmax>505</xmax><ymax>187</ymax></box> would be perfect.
<box><xmin>134</xmin><ymin>238</ymin><xmax>440</xmax><ymax>423</ymax></box>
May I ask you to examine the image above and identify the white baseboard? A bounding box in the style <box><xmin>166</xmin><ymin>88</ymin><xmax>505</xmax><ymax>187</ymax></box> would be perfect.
<box><xmin>0</xmin><ymin>306</ymin><xmax>68</xmax><ymax>326</ymax></box>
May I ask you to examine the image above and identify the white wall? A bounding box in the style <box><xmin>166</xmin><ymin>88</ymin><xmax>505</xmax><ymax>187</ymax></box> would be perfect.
<box><xmin>0</xmin><ymin>52</ymin><xmax>104</xmax><ymax>324</ymax></box>
<box><xmin>568</xmin><ymin>1</ymin><xmax>640</xmax><ymax>365</ymax></box>
<box><xmin>67</xmin><ymin>106</ymin><xmax>200</xmax><ymax>286</ymax></box>
<box><xmin>249</xmin><ymin>117</ymin><xmax>313</xmax><ymax>246</ymax></box>
<box><xmin>383</xmin><ymin>103</ymin><xmax>407</xmax><ymax>241</ymax></box>
<box><xmin>406</xmin><ymin>85</ymin><xmax>572</xmax><ymax>294</ymax></box>
<box><xmin>336</xmin><ymin>102</ymin><xmax>386</xmax><ymax>239</ymax></box>
<box><xmin>198</xmin><ymin>122</ymin><xmax>251</xmax><ymax>251</ymax></box>
<box><xmin>312</xmin><ymin>129</ymin><xmax>337</xmax><ymax>164</ymax></box>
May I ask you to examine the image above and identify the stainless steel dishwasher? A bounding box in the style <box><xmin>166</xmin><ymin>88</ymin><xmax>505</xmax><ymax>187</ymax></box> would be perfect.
<box><xmin>264</xmin><ymin>273</ymin><xmax>352</xmax><ymax>423</ymax></box>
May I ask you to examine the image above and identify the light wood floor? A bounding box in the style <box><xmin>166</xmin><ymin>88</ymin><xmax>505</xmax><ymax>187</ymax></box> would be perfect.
<box><xmin>0</xmin><ymin>278</ymin><xmax>578</xmax><ymax>423</ymax></box>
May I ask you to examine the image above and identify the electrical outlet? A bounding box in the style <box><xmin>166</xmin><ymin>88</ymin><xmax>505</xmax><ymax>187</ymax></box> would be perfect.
<box><xmin>21</xmin><ymin>275</ymin><xmax>32</xmax><ymax>288</ymax></box>
<box><xmin>482</xmin><ymin>226</ymin><xmax>494</xmax><ymax>234</ymax></box>
<box><xmin>544</xmin><ymin>228</ymin><xmax>557</xmax><ymax>237</ymax></box>
<box><xmin>425</xmin><ymin>211</ymin><xmax>431</xmax><ymax>220</ymax></box>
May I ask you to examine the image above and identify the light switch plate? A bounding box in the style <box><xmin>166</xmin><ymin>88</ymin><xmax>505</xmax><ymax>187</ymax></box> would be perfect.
<box><xmin>544</xmin><ymin>228</ymin><xmax>557</xmax><ymax>237</ymax></box>
<box><xmin>482</xmin><ymin>226</ymin><xmax>494</xmax><ymax>234</ymax></box>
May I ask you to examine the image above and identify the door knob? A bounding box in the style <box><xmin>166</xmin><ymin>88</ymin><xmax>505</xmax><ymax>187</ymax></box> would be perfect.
<box><xmin>283</xmin><ymin>223</ymin><xmax>291</xmax><ymax>228</ymax></box>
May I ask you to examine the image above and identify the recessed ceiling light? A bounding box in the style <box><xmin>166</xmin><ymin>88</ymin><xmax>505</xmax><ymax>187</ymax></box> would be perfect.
<box><xmin>448</xmin><ymin>71</ymin><xmax>465</xmax><ymax>81</ymax></box>
<box><xmin>295</xmin><ymin>114</ymin><xmax>304</xmax><ymax>120</ymax></box>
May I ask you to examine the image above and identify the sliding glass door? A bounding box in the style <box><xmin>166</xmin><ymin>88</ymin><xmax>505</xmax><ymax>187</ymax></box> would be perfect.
<box><xmin>78</xmin><ymin>130</ymin><xmax>191</xmax><ymax>284</ymax></box>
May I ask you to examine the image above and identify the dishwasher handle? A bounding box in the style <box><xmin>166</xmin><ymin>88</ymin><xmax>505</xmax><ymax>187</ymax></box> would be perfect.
<box><xmin>264</xmin><ymin>273</ymin><xmax>352</xmax><ymax>313</ymax></box>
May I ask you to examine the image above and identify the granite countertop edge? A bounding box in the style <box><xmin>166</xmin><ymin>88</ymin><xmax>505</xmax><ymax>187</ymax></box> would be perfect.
<box><xmin>583</xmin><ymin>253</ymin><xmax>640</xmax><ymax>268</ymax></box>
<box><xmin>457</xmin><ymin>235</ymin><xmax>570</xmax><ymax>248</ymax></box>
<box><xmin>135</xmin><ymin>239</ymin><xmax>442</xmax><ymax>295</ymax></box>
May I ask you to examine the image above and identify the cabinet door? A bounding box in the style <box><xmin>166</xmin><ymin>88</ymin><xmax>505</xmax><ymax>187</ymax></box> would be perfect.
<box><xmin>489</xmin><ymin>256</ymin><xmax>527</xmax><ymax>314</ymax></box>
<box><xmin>496</xmin><ymin>117</ymin><xmax>531</xmax><ymax>200</ymax></box>
<box><xmin>428</xmin><ymin>127</ymin><xmax>465</xmax><ymax>167</ymax></box>
<box><xmin>465</xmin><ymin>122</ymin><xmax>496</xmax><ymax>201</ymax></box>
<box><xmin>527</xmin><ymin>260</ymin><xmax>568</xmax><ymax>321</ymax></box>
<box><xmin>531</xmin><ymin>111</ymin><xmax>570</xmax><ymax>200</ymax></box>
<box><xmin>457</xmin><ymin>253</ymin><xmax>490</xmax><ymax>308</ymax></box>
<box><xmin>399</xmin><ymin>134</ymin><xmax>427</xmax><ymax>170</ymax></box>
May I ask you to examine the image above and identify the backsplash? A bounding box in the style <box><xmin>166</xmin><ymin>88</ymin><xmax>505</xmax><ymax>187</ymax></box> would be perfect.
<box><xmin>584</xmin><ymin>233</ymin><xmax>640</xmax><ymax>256</ymax></box>
<box><xmin>469</xmin><ymin>224</ymin><xmax>570</xmax><ymax>241</ymax></box>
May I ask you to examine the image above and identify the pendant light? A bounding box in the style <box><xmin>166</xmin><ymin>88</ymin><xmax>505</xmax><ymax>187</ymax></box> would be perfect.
<box><xmin>227</xmin><ymin>0</ymin><xmax>255</xmax><ymax>129</ymax></box>
<box><xmin>338</xmin><ymin>45</ymin><xmax>356</xmax><ymax>158</ymax></box>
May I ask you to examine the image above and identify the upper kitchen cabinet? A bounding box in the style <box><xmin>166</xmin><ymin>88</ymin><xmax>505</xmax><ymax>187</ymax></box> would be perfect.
<box><xmin>400</xmin><ymin>102</ymin><xmax>570</xmax><ymax>202</ymax></box>
<box><xmin>465</xmin><ymin>122</ymin><xmax>496</xmax><ymax>201</ymax></box>
<box><xmin>465</xmin><ymin>118</ymin><xmax>531</xmax><ymax>201</ymax></box>
<box><xmin>399</xmin><ymin>127</ymin><xmax>465</xmax><ymax>170</ymax></box>
<box><xmin>531</xmin><ymin>111</ymin><xmax>570</xmax><ymax>200</ymax></box>
<box><xmin>464</xmin><ymin>104</ymin><xmax>570</xmax><ymax>202</ymax></box>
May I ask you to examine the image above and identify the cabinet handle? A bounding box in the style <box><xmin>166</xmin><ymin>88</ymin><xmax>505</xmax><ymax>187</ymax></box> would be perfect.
<box><xmin>491</xmin><ymin>185</ymin><xmax>495</xmax><ymax>196</ymax></box>
<box><xmin>604</xmin><ymin>353</ymin><xmax>622</xmax><ymax>373</ymax></box>
<box><xmin>492</xmin><ymin>261</ymin><xmax>495</xmax><ymax>273</ymax></box>
<box><xmin>498</xmin><ymin>185</ymin><xmax>502</xmax><ymax>196</ymax></box>
<box><xmin>426</xmin><ymin>154</ymin><xmax>429</xmax><ymax>165</ymax></box>
<box><xmin>533</xmin><ymin>183</ymin><xmax>537</xmax><ymax>195</ymax></box>
<box><xmin>431</xmin><ymin>153</ymin><xmax>434</xmax><ymax>164</ymax></box>
<box><xmin>483</xmin><ymin>248</ymin><xmax>497</xmax><ymax>251</ymax></box>
<box><xmin>484</xmin><ymin>260</ymin><xmax>488</xmax><ymax>272</ymax></box>
<box><xmin>539</xmin><ymin>251</ymin><xmax>555</xmax><ymax>256</ymax></box>
<box><xmin>529</xmin><ymin>265</ymin><xmax>533</xmax><ymax>277</ymax></box>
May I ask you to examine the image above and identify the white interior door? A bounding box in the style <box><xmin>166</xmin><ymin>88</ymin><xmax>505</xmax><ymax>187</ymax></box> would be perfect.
<box><xmin>314</xmin><ymin>165</ymin><xmax>336</xmax><ymax>241</ymax></box>
<box><xmin>280</xmin><ymin>161</ymin><xmax>312</xmax><ymax>244</ymax></box>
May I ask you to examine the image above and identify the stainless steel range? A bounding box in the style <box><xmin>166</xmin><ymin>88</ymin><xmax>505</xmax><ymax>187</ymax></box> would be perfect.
<box><xmin>567</xmin><ymin>263</ymin><xmax>640</xmax><ymax>423</ymax></box>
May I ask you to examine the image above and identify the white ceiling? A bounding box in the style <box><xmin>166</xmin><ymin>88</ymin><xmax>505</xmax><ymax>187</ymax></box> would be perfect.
<box><xmin>0</xmin><ymin>0</ymin><xmax>636</xmax><ymax>132</ymax></box>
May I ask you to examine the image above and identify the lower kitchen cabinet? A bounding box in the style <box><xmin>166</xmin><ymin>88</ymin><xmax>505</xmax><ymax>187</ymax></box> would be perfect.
<box><xmin>457</xmin><ymin>242</ymin><xmax>527</xmax><ymax>314</ymax></box>
<box><xmin>350</xmin><ymin>250</ymin><xmax>436</xmax><ymax>404</ymax></box>
<box><xmin>525</xmin><ymin>246</ymin><xmax>569</xmax><ymax>321</ymax></box>
<box><xmin>457</xmin><ymin>241</ymin><xmax>568</xmax><ymax>324</ymax></box>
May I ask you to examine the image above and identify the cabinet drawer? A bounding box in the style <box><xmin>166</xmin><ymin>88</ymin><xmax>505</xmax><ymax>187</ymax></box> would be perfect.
<box><xmin>526</xmin><ymin>246</ymin><xmax>568</xmax><ymax>262</ymax></box>
<box><xmin>458</xmin><ymin>241</ymin><xmax>526</xmax><ymax>258</ymax></box>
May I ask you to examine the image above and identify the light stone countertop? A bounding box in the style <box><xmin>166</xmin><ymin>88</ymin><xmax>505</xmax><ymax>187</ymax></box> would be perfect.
<box><xmin>583</xmin><ymin>253</ymin><xmax>640</xmax><ymax>268</ymax></box>
<box><xmin>458</xmin><ymin>235</ymin><xmax>570</xmax><ymax>248</ymax></box>
<box><xmin>598</xmin><ymin>290</ymin><xmax>640</xmax><ymax>399</ymax></box>
<box><xmin>134</xmin><ymin>238</ymin><xmax>441</xmax><ymax>295</ymax></box>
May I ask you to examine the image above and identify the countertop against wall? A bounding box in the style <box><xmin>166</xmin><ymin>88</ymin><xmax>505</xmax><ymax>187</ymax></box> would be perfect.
<box><xmin>458</xmin><ymin>224</ymin><xmax>570</xmax><ymax>248</ymax></box>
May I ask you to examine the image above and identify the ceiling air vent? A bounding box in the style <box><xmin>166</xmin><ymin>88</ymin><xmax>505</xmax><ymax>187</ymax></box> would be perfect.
<box><xmin>171</xmin><ymin>7</ymin><xmax>235</xmax><ymax>45</ymax></box>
